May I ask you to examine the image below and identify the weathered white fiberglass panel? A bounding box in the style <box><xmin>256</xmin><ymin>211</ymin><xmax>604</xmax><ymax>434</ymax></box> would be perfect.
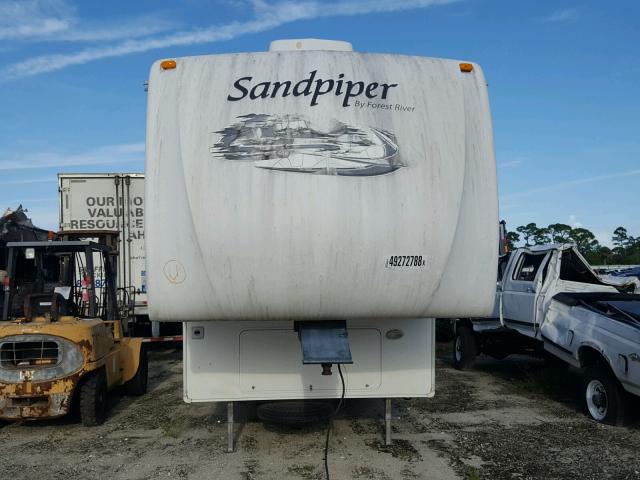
<box><xmin>146</xmin><ymin>51</ymin><xmax>497</xmax><ymax>321</ymax></box>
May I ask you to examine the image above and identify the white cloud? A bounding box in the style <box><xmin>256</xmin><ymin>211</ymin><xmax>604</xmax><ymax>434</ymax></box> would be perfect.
<box><xmin>499</xmin><ymin>203</ymin><xmax>521</xmax><ymax>210</ymax></box>
<box><xmin>0</xmin><ymin>142</ymin><xmax>144</xmax><ymax>171</ymax></box>
<box><xmin>541</xmin><ymin>8</ymin><xmax>580</xmax><ymax>23</ymax></box>
<box><xmin>0</xmin><ymin>0</ymin><xmax>178</xmax><ymax>42</ymax></box>
<box><xmin>4</xmin><ymin>0</ymin><xmax>459</xmax><ymax>79</ymax></box>
<box><xmin>4</xmin><ymin>196</ymin><xmax>57</xmax><ymax>205</ymax></box>
<box><xmin>498</xmin><ymin>159</ymin><xmax>523</xmax><ymax>167</ymax></box>
<box><xmin>54</xmin><ymin>14</ymin><xmax>179</xmax><ymax>42</ymax></box>
<box><xmin>568</xmin><ymin>214</ymin><xmax>582</xmax><ymax>228</ymax></box>
<box><xmin>0</xmin><ymin>177</ymin><xmax>55</xmax><ymax>185</ymax></box>
<box><xmin>0</xmin><ymin>0</ymin><xmax>71</xmax><ymax>40</ymax></box>
<box><xmin>503</xmin><ymin>168</ymin><xmax>640</xmax><ymax>199</ymax></box>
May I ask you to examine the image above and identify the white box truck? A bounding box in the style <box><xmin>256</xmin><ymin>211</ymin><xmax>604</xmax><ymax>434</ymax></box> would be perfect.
<box><xmin>58</xmin><ymin>173</ymin><xmax>179</xmax><ymax>339</ymax></box>
<box><xmin>145</xmin><ymin>39</ymin><xmax>498</xmax><ymax>448</ymax></box>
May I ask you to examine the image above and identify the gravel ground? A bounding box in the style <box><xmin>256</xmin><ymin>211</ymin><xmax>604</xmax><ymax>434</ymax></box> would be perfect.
<box><xmin>0</xmin><ymin>344</ymin><xmax>639</xmax><ymax>480</ymax></box>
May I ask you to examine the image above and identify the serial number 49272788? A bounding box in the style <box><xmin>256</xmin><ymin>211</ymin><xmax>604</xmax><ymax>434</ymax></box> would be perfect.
<box><xmin>385</xmin><ymin>255</ymin><xmax>426</xmax><ymax>268</ymax></box>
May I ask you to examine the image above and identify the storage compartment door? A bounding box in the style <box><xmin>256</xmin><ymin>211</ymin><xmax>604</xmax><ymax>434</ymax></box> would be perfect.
<box><xmin>239</xmin><ymin>328</ymin><xmax>381</xmax><ymax>394</ymax></box>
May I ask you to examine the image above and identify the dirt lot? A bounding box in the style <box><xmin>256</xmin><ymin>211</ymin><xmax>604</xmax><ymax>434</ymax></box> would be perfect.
<box><xmin>1</xmin><ymin>344</ymin><xmax>639</xmax><ymax>480</ymax></box>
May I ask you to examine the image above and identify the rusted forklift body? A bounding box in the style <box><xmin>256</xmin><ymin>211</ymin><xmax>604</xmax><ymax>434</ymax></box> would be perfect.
<box><xmin>0</xmin><ymin>240</ymin><xmax>147</xmax><ymax>425</ymax></box>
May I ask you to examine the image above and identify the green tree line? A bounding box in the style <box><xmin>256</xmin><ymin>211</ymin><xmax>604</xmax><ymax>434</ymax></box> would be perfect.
<box><xmin>506</xmin><ymin>223</ymin><xmax>639</xmax><ymax>266</ymax></box>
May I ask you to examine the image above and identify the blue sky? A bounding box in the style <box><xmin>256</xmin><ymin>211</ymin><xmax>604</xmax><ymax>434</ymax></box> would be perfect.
<box><xmin>0</xmin><ymin>0</ymin><xmax>638</xmax><ymax>246</ymax></box>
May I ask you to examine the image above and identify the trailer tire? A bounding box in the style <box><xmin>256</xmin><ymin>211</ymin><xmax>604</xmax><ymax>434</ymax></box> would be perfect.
<box><xmin>582</xmin><ymin>363</ymin><xmax>628</xmax><ymax>426</ymax></box>
<box><xmin>79</xmin><ymin>369</ymin><xmax>108</xmax><ymax>426</ymax></box>
<box><xmin>452</xmin><ymin>326</ymin><xmax>477</xmax><ymax>370</ymax></box>
<box><xmin>125</xmin><ymin>347</ymin><xmax>148</xmax><ymax>396</ymax></box>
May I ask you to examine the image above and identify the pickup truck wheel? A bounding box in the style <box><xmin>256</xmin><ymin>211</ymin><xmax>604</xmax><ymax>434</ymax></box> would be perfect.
<box><xmin>452</xmin><ymin>326</ymin><xmax>477</xmax><ymax>370</ymax></box>
<box><xmin>583</xmin><ymin>363</ymin><xmax>628</xmax><ymax>425</ymax></box>
<box><xmin>79</xmin><ymin>369</ymin><xmax>108</xmax><ymax>427</ymax></box>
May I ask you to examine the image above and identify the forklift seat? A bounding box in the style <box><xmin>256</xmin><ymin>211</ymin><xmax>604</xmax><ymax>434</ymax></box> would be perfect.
<box><xmin>23</xmin><ymin>293</ymin><xmax>54</xmax><ymax>320</ymax></box>
<box><xmin>51</xmin><ymin>291</ymin><xmax>79</xmax><ymax>319</ymax></box>
<box><xmin>23</xmin><ymin>292</ymin><xmax>78</xmax><ymax>321</ymax></box>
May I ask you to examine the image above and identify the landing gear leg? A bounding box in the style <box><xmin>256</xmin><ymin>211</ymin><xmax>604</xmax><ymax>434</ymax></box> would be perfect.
<box><xmin>227</xmin><ymin>401</ymin><xmax>234</xmax><ymax>453</ymax></box>
<box><xmin>385</xmin><ymin>398</ymin><xmax>392</xmax><ymax>446</ymax></box>
<box><xmin>151</xmin><ymin>320</ymin><xmax>161</xmax><ymax>338</ymax></box>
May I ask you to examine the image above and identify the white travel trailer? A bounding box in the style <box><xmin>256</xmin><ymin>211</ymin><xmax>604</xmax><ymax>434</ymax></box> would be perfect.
<box><xmin>145</xmin><ymin>39</ymin><xmax>498</xmax><ymax>449</ymax></box>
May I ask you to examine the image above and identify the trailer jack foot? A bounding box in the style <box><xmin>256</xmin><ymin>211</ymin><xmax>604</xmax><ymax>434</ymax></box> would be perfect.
<box><xmin>227</xmin><ymin>401</ymin><xmax>234</xmax><ymax>453</ymax></box>
<box><xmin>385</xmin><ymin>398</ymin><xmax>392</xmax><ymax>446</ymax></box>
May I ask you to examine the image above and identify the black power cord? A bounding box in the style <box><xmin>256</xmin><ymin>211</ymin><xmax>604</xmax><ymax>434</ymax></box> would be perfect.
<box><xmin>324</xmin><ymin>364</ymin><xmax>346</xmax><ymax>480</ymax></box>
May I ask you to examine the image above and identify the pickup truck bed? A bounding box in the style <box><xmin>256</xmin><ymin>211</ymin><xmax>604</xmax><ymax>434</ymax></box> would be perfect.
<box><xmin>553</xmin><ymin>292</ymin><xmax>640</xmax><ymax>324</ymax></box>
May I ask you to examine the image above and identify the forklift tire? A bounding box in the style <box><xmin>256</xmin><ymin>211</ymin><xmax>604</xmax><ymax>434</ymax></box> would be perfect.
<box><xmin>79</xmin><ymin>369</ymin><xmax>107</xmax><ymax>426</ymax></box>
<box><xmin>125</xmin><ymin>347</ymin><xmax>148</xmax><ymax>396</ymax></box>
<box><xmin>582</xmin><ymin>363</ymin><xmax>629</xmax><ymax>426</ymax></box>
<box><xmin>452</xmin><ymin>326</ymin><xmax>477</xmax><ymax>370</ymax></box>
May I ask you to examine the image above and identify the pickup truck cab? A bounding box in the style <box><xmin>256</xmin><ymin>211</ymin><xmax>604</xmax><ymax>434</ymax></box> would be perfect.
<box><xmin>453</xmin><ymin>244</ymin><xmax>640</xmax><ymax>425</ymax></box>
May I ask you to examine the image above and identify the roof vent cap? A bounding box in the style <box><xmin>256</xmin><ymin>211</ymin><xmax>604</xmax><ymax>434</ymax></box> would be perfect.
<box><xmin>269</xmin><ymin>39</ymin><xmax>353</xmax><ymax>52</ymax></box>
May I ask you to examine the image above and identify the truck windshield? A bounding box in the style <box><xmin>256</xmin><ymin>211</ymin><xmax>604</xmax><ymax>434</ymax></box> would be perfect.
<box><xmin>559</xmin><ymin>249</ymin><xmax>602</xmax><ymax>285</ymax></box>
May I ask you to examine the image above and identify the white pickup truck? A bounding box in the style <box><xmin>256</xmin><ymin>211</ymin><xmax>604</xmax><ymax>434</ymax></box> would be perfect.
<box><xmin>452</xmin><ymin>244</ymin><xmax>640</xmax><ymax>425</ymax></box>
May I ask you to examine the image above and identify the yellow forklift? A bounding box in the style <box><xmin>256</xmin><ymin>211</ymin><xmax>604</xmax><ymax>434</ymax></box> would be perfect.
<box><xmin>0</xmin><ymin>240</ymin><xmax>147</xmax><ymax>425</ymax></box>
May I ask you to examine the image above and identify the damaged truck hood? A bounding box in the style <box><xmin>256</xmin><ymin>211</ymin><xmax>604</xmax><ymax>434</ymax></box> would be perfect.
<box><xmin>597</xmin><ymin>275</ymin><xmax>640</xmax><ymax>294</ymax></box>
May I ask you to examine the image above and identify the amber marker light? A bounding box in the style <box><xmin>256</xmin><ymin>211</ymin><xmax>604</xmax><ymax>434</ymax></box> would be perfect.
<box><xmin>459</xmin><ymin>63</ymin><xmax>474</xmax><ymax>73</ymax></box>
<box><xmin>161</xmin><ymin>60</ymin><xmax>177</xmax><ymax>70</ymax></box>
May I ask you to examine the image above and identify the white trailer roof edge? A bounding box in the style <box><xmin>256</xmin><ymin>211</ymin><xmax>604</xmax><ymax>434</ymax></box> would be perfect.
<box><xmin>150</xmin><ymin>51</ymin><xmax>483</xmax><ymax>75</ymax></box>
